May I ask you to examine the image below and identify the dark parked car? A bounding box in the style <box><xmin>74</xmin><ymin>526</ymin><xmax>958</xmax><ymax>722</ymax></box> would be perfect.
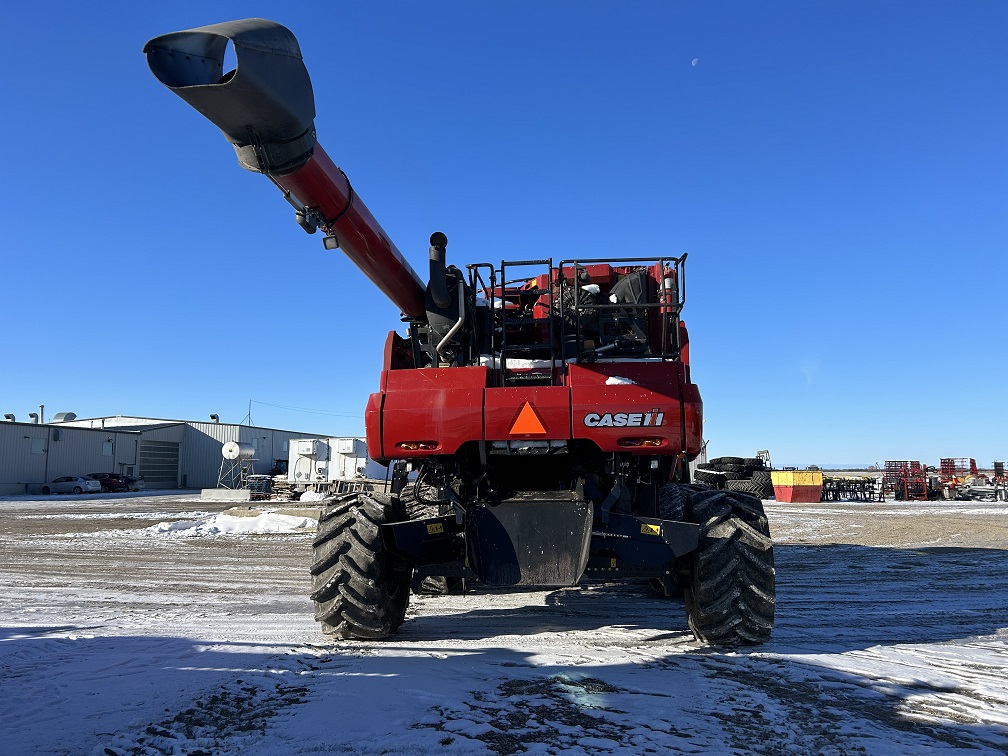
<box><xmin>123</xmin><ymin>475</ymin><xmax>145</xmax><ymax>492</ymax></box>
<box><xmin>87</xmin><ymin>473</ymin><xmax>130</xmax><ymax>493</ymax></box>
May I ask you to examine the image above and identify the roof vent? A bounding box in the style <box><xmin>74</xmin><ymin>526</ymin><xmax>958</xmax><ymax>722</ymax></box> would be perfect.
<box><xmin>52</xmin><ymin>412</ymin><xmax>77</xmax><ymax>423</ymax></box>
<box><xmin>3</xmin><ymin>413</ymin><xmax>14</xmax><ymax>422</ymax></box>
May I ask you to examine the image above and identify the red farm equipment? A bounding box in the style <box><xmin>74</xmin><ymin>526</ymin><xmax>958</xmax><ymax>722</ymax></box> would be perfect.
<box><xmin>145</xmin><ymin>19</ymin><xmax>774</xmax><ymax>645</ymax></box>
<box><xmin>939</xmin><ymin>457</ymin><xmax>997</xmax><ymax>501</ymax></box>
<box><xmin>939</xmin><ymin>458</ymin><xmax>979</xmax><ymax>499</ymax></box>
<box><xmin>940</xmin><ymin>458</ymin><xmax>978</xmax><ymax>480</ymax></box>
<box><xmin>883</xmin><ymin>461</ymin><xmax>930</xmax><ymax>501</ymax></box>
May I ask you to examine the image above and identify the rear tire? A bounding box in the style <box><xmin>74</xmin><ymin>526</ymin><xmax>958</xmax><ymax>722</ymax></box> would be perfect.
<box><xmin>309</xmin><ymin>492</ymin><xmax>411</xmax><ymax>639</ymax></box>
<box><xmin>683</xmin><ymin>488</ymin><xmax>775</xmax><ymax>645</ymax></box>
<box><xmin>73</xmin><ymin>486</ymin><xmax>82</xmax><ymax>494</ymax></box>
<box><xmin>41</xmin><ymin>486</ymin><xmax>50</xmax><ymax>495</ymax></box>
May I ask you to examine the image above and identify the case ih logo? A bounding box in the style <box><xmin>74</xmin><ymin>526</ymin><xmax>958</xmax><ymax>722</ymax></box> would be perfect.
<box><xmin>583</xmin><ymin>410</ymin><xmax>665</xmax><ymax>428</ymax></box>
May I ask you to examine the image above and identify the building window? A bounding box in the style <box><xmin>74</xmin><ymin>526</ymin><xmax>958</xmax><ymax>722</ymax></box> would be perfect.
<box><xmin>31</xmin><ymin>438</ymin><xmax>45</xmax><ymax>454</ymax></box>
<box><xmin>251</xmin><ymin>437</ymin><xmax>259</xmax><ymax>451</ymax></box>
<box><xmin>102</xmin><ymin>441</ymin><xmax>113</xmax><ymax>456</ymax></box>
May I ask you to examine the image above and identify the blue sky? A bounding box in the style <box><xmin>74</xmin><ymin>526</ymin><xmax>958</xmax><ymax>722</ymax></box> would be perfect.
<box><xmin>1</xmin><ymin>1</ymin><xmax>1004</xmax><ymax>468</ymax></box>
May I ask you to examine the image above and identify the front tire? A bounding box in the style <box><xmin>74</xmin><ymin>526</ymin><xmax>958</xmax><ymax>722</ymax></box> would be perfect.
<box><xmin>683</xmin><ymin>488</ymin><xmax>775</xmax><ymax>645</ymax></box>
<box><xmin>73</xmin><ymin>486</ymin><xmax>82</xmax><ymax>494</ymax></box>
<box><xmin>41</xmin><ymin>486</ymin><xmax>50</xmax><ymax>495</ymax></box>
<box><xmin>309</xmin><ymin>492</ymin><xmax>411</xmax><ymax>639</ymax></box>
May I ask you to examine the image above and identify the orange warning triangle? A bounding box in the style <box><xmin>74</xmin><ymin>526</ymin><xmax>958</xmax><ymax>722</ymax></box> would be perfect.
<box><xmin>509</xmin><ymin>402</ymin><xmax>547</xmax><ymax>435</ymax></box>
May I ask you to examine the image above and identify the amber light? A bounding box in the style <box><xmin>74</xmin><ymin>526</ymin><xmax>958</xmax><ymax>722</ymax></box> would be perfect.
<box><xmin>617</xmin><ymin>437</ymin><xmax>665</xmax><ymax>447</ymax></box>
<box><xmin>396</xmin><ymin>441</ymin><xmax>438</xmax><ymax>450</ymax></box>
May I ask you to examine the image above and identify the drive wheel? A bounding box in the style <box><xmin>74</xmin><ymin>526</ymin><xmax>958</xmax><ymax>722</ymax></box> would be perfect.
<box><xmin>310</xmin><ymin>491</ymin><xmax>411</xmax><ymax>639</ymax></box>
<box><xmin>683</xmin><ymin>488</ymin><xmax>775</xmax><ymax>645</ymax></box>
<box><xmin>73</xmin><ymin>486</ymin><xmax>82</xmax><ymax>494</ymax></box>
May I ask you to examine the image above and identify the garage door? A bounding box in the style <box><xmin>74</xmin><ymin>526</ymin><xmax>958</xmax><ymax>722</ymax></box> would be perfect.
<box><xmin>139</xmin><ymin>440</ymin><xmax>180</xmax><ymax>488</ymax></box>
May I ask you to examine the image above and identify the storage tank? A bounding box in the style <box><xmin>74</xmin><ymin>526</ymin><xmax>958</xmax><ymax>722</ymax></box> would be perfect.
<box><xmin>221</xmin><ymin>441</ymin><xmax>256</xmax><ymax>460</ymax></box>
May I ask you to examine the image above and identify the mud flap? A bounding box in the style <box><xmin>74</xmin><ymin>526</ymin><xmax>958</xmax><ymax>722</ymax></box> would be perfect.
<box><xmin>465</xmin><ymin>491</ymin><xmax>592</xmax><ymax>587</ymax></box>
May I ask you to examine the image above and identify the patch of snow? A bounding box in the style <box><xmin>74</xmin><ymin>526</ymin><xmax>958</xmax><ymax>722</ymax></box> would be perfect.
<box><xmin>148</xmin><ymin>512</ymin><xmax>315</xmax><ymax>536</ymax></box>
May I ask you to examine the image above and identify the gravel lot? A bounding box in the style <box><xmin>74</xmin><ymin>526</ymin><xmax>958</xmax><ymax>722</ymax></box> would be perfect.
<box><xmin>1</xmin><ymin>491</ymin><xmax>1006</xmax><ymax>754</ymax></box>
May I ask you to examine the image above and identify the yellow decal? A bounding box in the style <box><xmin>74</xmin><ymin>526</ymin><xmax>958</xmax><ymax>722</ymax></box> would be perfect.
<box><xmin>640</xmin><ymin>523</ymin><xmax>661</xmax><ymax>536</ymax></box>
<box><xmin>610</xmin><ymin>557</ymin><xmax>618</xmax><ymax>568</ymax></box>
<box><xmin>426</xmin><ymin>522</ymin><xmax>445</xmax><ymax>535</ymax></box>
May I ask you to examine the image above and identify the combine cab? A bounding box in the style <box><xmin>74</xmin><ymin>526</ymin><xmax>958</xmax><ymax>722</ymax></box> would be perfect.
<box><xmin>145</xmin><ymin>18</ymin><xmax>775</xmax><ymax>645</ymax></box>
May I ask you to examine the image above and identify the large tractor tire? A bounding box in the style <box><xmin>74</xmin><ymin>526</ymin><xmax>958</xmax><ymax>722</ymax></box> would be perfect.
<box><xmin>310</xmin><ymin>491</ymin><xmax>411</xmax><ymax>639</ymax></box>
<box><xmin>751</xmin><ymin>470</ymin><xmax>774</xmax><ymax>498</ymax></box>
<box><xmin>709</xmin><ymin>456</ymin><xmax>744</xmax><ymax>466</ymax></box>
<box><xmin>683</xmin><ymin>488</ymin><xmax>775</xmax><ymax>645</ymax></box>
<box><xmin>694</xmin><ymin>469</ymin><xmax>727</xmax><ymax>489</ymax></box>
<box><xmin>724</xmin><ymin>479</ymin><xmax>764</xmax><ymax>498</ymax></box>
<box><xmin>719</xmin><ymin>463</ymin><xmax>748</xmax><ymax>475</ymax></box>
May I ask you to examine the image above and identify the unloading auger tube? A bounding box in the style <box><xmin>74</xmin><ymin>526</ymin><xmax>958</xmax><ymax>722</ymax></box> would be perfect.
<box><xmin>144</xmin><ymin>18</ymin><xmax>427</xmax><ymax>321</ymax></box>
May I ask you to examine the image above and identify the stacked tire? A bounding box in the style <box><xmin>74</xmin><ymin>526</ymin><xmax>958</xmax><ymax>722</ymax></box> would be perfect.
<box><xmin>695</xmin><ymin>456</ymin><xmax>774</xmax><ymax>499</ymax></box>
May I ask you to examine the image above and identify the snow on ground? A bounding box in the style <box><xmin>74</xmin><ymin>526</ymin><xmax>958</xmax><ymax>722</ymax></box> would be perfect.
<box><xmin>1</xmin><ymin>493</ymin><xmax>1007</xmax><ymax>754</ymax></box>
<box><xmin>147</xmin><ymin>511</ymin><xmax>315</xmax><ymax>537</ymax></box>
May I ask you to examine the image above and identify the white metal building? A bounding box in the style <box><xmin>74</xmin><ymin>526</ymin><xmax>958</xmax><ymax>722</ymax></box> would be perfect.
<box><xmin>0</xmin><ymin>414</ymin><xmax>380</xmax><ymax>494</ymax></box>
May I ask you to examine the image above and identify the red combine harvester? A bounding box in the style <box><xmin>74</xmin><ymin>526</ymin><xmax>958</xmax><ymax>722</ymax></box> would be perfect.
<box><xmin>145</xmin><ymin>19</ymin><xmax>774</xmax><ymax>645</ymax></box>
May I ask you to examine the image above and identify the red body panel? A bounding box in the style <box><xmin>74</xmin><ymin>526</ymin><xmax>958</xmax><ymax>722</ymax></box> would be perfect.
<box><xmin>373</xmin><ymin>367</ymin><xmax>487</xmax><ymax>458</ymax></box>
<box><xmin>368</xmin><ymin>360</ymin><xmax>703</xmax><ymax>461</ymax></box>
<box><xmin>568</xmin><ymin>362</ymin><xmax>701</xmax><ymax>454</ymax></box>
<box><xmin>276</xmin><ymin>144</ymin><xmax>427</xmax><ymax>320</ymax></box>
<box><xmin>484</xmin><ymin>386</ymin><xmax>571</xmax><ymax>440</ymax></box>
